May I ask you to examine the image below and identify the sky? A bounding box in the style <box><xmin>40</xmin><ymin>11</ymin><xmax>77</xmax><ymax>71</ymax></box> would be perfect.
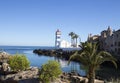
<box><xmin>0</xmin><ymin>0</ymin><xmax>120</xmax><ymax>46</ymax></box>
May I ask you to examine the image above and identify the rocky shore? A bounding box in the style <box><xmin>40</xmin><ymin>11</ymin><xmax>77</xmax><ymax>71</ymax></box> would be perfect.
<box><xmin>0</xmin><ymin>51</ymin><xmax>40</xmax><ymax>83</ymax></box>
<box><xmin>33</xmin><ymin>49</ymin><xmax>120</xmax><ymax>68</ymax></box>
<box><xmin>0</xmin><ymin>69</ymin><xmax>104</xmax><ymax>83</ymax></box>
<box><xmin>33</xmin><ymin>49</ymin><xmax>78</xmax><ymax>61</ymax></box>
<box><xmin>60</xmin><ymin>72</ymin><xmax>104</xmax><ymax>83</ymax></box>
<box><xmin>33</xmin><ymin>48</ymin><xmax>120</xmax><ymax>82</ymax></box>
<box><xmin>0</xmin><ymin>51</ymin><xmax>104</xmax><ymax>83</ymax></box>
<box><xmin>0</xmin><ymin>67</ymin><xmax>39</xmax><ymax>83</ymax></box>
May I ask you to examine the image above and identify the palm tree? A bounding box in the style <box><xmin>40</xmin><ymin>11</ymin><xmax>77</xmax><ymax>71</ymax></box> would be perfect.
<box><xmin>69</xmin><ymin>42</ymin><xmax>117</xmax><ymax>83</ymax></box>
<box><xmin>73</xmin><ymin>34</ymin><xmax>79</xmax><ymax>47</ymax></box>
<box><xmin>69</xmin><ymin>32</ymin><xmax>75</xmax><ymax>47</ymax></box>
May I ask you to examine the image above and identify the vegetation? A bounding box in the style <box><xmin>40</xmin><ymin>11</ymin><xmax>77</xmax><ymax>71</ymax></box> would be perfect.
<box><xmin>69</xmin><ymin>42</ymin><xmax>117</xmax><ymax>83</ymax></box>
<box><xmin>39</xmin><ymin>60</ymin><xmax>62</xmax><ymax>83</ymax></box>
<box><xmin>69</xmin><ymin>32</ymin><xmax>79</xmax><ymax>47</ymax></box>
<box><xmin>73</xmin><ymin>33</ymin><xmax>79</xmax><ymax>47</ymax></box>
<box><xmin>8</xmin><ymin>54</ymin><xmax>30</xmax><ymax>71</ymax></box>
<box><xmin>69</xmin><ymin>32</ymin><xmax>75</xmax><ymax>47</ymax></box>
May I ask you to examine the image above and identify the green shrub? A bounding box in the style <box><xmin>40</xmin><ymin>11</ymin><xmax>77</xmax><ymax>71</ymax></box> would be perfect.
<box><xmin>39</xmin><ymin>60</ymin><xmax>62</xmax><ymax>83</ymax></box>
<box><xmin>8</xmin><ymin>54</ymin><xmax>30</xmax><ymax>71</ymax></box>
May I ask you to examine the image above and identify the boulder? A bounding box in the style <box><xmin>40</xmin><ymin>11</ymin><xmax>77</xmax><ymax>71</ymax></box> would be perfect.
<box><xmin>0</xmin><ymin>78</ymin><xmax>18</xmax><ymax>83</ymax></box>
<box><xmin>2</xmin><ymin>63</ymin><xmax>9</xmax><ymax>71</ymax></box>
<box><xmin>0</xmin><ymin>51</ymin><xmax>10</xmax><ymax>63</ymax></box>
<box><xmin>60</xmin><ymin>72</ymin><xmax>104</xmax><ymax>83</ymax></box>
<box><xmin>3</xmin><ymin>67</ymin><xmax>39</xmax><ymax>81</ymax></box>
<box><xmin>0</xmin><ymin>52</ymin><xmax>10</xmax><ymax>58</ymax></box>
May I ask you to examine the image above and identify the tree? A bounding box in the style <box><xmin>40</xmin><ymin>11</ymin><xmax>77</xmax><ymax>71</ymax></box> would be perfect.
<box><xmin>69</xmin><ymin>42</ymin><xmax>117</xmax><ymax>83</ymax></box>
<box><xmin>8</xmin><ymin>54</ymin><xmax>30</xmax><ymax>71</ymax></box>
<box><xmin>69</xmin><ymin>32</ymin><xmax>75</xmax><ymax>47</ymax></box>
<box><xmin>39</xmin><ymin>60</ymin><xmax>62</xmax><ymax>83</ymax></box>
<box><xmin>73</xmin><ymin>34</ymin><xmax>79</xmax><ymax>47</ymax></box>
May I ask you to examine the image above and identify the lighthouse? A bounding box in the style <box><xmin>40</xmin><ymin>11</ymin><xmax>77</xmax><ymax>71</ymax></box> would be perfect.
<box><xmin>55</xmin><ymin>29</ymin><xmax>61</xmax><ymax>48</ymax></box>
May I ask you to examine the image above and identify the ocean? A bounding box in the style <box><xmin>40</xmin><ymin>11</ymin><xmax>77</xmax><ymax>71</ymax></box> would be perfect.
<box><xmin>0</xmin><ymin>46</ymin><xmax>85</xmax><ymax>76</ymax></box>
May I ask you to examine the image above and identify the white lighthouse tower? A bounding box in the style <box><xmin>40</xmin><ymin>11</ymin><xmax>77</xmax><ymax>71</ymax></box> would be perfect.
<box><xmin>55</xmin><ymin>29</ymin><xmax>61</xmax><ymax>48</ymax></box>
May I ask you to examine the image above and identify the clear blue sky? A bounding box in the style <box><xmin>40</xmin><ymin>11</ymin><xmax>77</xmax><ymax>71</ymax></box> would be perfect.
<box><xmin>0</xmin><ymin>0</ymin><xmax>120</xmax><ymax>46</ymax></box>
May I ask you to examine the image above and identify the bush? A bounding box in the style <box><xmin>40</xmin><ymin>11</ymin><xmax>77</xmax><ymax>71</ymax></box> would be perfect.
<box><xmin>8</xmin><ymin>54</ymin><xmax>30</xmax><ymax>71</ymax></box>
<box><xmin>39</xmin><ymin>60</ymin><xmax>62</xmax><ymax>83</ymax></box>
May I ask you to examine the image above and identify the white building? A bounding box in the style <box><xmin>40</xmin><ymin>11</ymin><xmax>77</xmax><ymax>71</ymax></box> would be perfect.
<box><xmin>60</xmin><ymin>40</ymin><xmax>71</xmax><ymax>48</ymax></box>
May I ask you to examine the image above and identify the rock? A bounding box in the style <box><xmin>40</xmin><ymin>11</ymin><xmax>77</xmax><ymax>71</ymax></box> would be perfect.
<box><xmin>0</xmin><ymin>78</ymin><xmax>18</xmax><ymax>83</ymax></box>
<box><xmin>0</xmin><ymin>67</ymin><xmax>104</xmax><ymax>83</ymax></box>
<box><xmin>51</xmin><ymin>78</ymin><xmax>69</xmax><ymax>83</ymax></box>
<box><xmin>80</xmin><ymin>79</ymin><xmax>86</xmax><ymax>83</ymax></box>
<box><xmin>0</xmin><ymin>65</ymin><xmax>2</xmax><ymax>70</ymax></box>
<box><xmin>0</xmin><ymin>52</ymin><xmax>10</xmax><ymax>59</ymax></box>
<box><xmin>2</xmin><ymin>67</ymin><xmax>39</xmax><ymax>81</ymax></box>
<box><xmin>2</xmin><ymin>63</ymin><xmax>9</xmax><ymax>71</ymax></box>
<box><xmin>0</xmin><ymin>62</ymin><xmax>11</xmax><ymax>76</ymax></box>
<box><xmin>0</xmin><ymin>51</ymin><xmax>10</xmax><ymax>63</ymax></box>
<box><xmin>60</xmin><ymin>72</ymin><xmax>104</xmax><ymax>83</ymax></box>
<box><xmin>19</xmin><ymin>78</ymin><xmax>39</xmax><ymax>83</ymax></box>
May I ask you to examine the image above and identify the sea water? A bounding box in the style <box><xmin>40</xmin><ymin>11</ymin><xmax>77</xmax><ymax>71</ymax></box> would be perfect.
<box><xmin>0</xmin><ymin>46</ymin><xmax>86</xmax><ymax>76</ymax></box>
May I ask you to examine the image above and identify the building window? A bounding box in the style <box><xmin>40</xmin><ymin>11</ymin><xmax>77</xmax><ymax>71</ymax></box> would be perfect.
<box><xmin>115</xmin><ymin>48</ymin><xmax>117</xmax><ymax>52</ymax></box>
<box><xmin>57</xmin><ymin>37</ymin><xmax>60</xmax><ymax>38</ymax></box>
<box><xmin>115</xmin><ymin>42</ymin><xmax>117</xmax><ymax>46</ymax></box>
<box><xmin>117</xmin><ymin>34</ymin><xmax>119</xmax><ymax>38</ymax></box>
<box><xmin>118</xmin><ymin>42</ymin><xmax>120</xmax><ymax>46</ymax></box>
<box><xmin>111</xmin><ymin>44</ymin><xmax>113</xmax><ymax>47</ymax></box>
<box><xmin>104</xmin><ymin>42</ymin><xmax>107</xmax><ymax>45</ymax></box>
<box><xmin>118</xmin><ymin>48</ymin><xmax>120</xmax><ymax>54</ymax></box>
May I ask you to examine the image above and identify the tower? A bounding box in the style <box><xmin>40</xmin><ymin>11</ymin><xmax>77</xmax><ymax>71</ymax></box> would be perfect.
<box><xmin>87</xmin><ymin>33</ymin><xmax>92</xmax><ymax>41</ymax></box>
<box><xmin>107</xmin><ymin>26</ymin><xmax>112</xmax><ymax>36</ymax></box>
<box><xmin>55</xmin><ymin>29</ymin><xmax>61</xmax><ymax>48</ymax></box>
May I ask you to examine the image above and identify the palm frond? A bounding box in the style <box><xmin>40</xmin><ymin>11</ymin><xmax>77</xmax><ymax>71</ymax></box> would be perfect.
<box><xmin>97</xmin><ymin>51</ymin><xmax>117</xmax><ymax>68</ymax></box>
<box><xmin>68</xmin><ymin>51</ymin><xmax>79</xmax><ymax>65</ymax></box>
